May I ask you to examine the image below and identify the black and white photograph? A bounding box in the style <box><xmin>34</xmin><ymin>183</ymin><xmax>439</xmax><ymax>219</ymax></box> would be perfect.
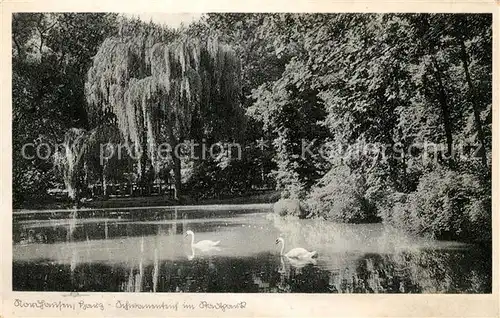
<box><xmin>9</xmin><ymin>11</ymin><xmax>494</xmax><ymax>297</ymax></box>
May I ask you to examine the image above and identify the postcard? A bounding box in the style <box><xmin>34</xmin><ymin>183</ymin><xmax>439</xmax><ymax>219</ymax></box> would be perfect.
<box><xmin>1</xmin><ymin>0</ymin><xmax>498</xmax><ymax>317</ymax></box>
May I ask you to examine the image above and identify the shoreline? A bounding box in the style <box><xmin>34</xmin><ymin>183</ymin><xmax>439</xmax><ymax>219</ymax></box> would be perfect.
<box><xmin>13</xmin><ymin>202</ymin><xmax>274</xmax><ymax>214</ymax></box>
<box><xmin>13</xmin><ymin>190</ymin><xmax>281</xmax><ymax>213</ymax></box>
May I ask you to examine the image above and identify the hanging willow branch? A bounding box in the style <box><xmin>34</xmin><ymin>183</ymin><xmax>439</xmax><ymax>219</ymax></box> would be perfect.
<box><xmin>53</xmin><ymin>124</ymin><xmax>127</xmax><ymax>200</ymax></box>
<box><xmin>85</xmin><ymin>34</ymin><xmax>243</xmax><ymax>179</ymax></box>
<box><xmin>53</xmin><ymin>128</ymin><xmax>88</xmax><ymax>200</ymax></box>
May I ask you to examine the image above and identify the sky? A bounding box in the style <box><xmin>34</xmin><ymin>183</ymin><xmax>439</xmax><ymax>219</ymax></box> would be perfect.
<box><xmin>122</xmin><ymin>13</ymin><xmax>203</xmax><ymax>28</ymax></box>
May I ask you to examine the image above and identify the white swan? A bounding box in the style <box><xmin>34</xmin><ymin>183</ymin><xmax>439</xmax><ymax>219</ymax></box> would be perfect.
<box><xmin>287</xmin><ymin>255</ymin><xmax>317</xmax><ymax>269</ymax></box>
<box><xmin>185</xmin><ymin>230</ymin><xmax>220</xmax><ymax>250</ymax></box>
<box><xmin>276</xmin><ymin>237</ymin><xmax>318</xmax><ymax>259</ymax></box>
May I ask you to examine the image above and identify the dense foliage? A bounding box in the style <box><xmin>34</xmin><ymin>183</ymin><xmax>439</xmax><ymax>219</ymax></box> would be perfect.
<box><xmin>383</xmin><ymin>168</ymin><xmax>491</xmax><ymax>241</ymax></box>
<box><xmin>198</xmin><ymin>13</ymin><xmax>492</xmax><ymax>241</ymax></box>
<box><xmin>12</xmin><ymin>13</ymin><xmax>491</xmax><ymax>242</ymax></box>
<box><xmin>85</xmin><ymin>31</ymin><xmax>244</xmax><ymax>195</ymax></box>
<box><xmin>12</xmin><ymin>13</ymin><xmax>119</xmax><ymax>203</ymax></box>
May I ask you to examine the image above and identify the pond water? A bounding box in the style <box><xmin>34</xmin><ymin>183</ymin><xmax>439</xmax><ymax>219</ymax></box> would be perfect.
<box><xmin>12</xmin><ymin>204</ymin><xmax>491</xmax><ymax>293</ymax></box>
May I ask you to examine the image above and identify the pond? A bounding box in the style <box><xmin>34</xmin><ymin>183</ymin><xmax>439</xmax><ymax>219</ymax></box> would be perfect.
<box><xmin>12</xmin><ymin>204</ymin><xmax>491</xmax><ymax>293</ymax></box>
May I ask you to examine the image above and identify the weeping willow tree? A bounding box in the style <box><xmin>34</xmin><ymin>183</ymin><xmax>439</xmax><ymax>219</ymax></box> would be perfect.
<box><xmin>85</xmin><ymin>32</ymin><xmax>243</xmax><ymax>195</ymax></box>
<box><xmin>83</xmin><ymin>124</ymin><xmax>134</xmax><ymax>195</ymax></box>
<box><xmin>54</xmin><ymin>124</ymin><xmax>131</xmax><ymax>201</ymax></box>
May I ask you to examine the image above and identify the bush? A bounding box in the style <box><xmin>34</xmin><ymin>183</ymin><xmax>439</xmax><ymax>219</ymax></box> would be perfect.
<box><xmin>306</xmin><ymin>165</ymin><xmax>378</xmax><ymax>223</ymax></box>
<box><xmin>273</xmin><ymin>198</ymin><xmax>309</xmax><ymax>218</ymax></box>
<box><xmin>384</xmin><ymin>167</ymin><xmax>491</xmax><ymax>242</ymax></box>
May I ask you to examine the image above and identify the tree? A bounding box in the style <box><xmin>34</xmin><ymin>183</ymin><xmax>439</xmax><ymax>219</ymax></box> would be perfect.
<box><xmin>245</xmin><ymin>12</ymin><xmax>491</xmax><ymax>237</ymax></box>
<box><xmin>12</xmin><ymin>13</ymin><xmax>118</xmax><ymax>206</ymax></box>
<box><xmin>85</xmin><ymin>26</ymin><xmax>243</xmax><ymax>195</ymax></box>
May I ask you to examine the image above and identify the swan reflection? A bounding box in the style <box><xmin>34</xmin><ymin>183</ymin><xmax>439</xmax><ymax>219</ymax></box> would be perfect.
<box><xmin>278</xmin><ymin>254</ymin><xmax>317</xmax><ymax>277</ymax></box>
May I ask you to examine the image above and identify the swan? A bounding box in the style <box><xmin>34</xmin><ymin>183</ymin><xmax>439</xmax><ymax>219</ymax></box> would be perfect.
<box><xmin>287</xmin><ymin>255</ymin><xmax>317</xmax><ymax>269</ymax></box>
<box><xmin>275</xmin><ymin>237</ymin><xmax>318</xmax><ymax>259</ymax></box>
<box><xmin>185</xmin><ymin>230</ymin><xmax>220</xmax><ymax>250</ymax></box>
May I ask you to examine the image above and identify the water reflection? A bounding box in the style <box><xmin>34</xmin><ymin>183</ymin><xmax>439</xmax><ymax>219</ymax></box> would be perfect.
<box><xmin>187</xmin><ymin>245</ymin><xmax>222</xmax><ymax>261</ymax></box>
<box><xmin>12</xmin><ymin>205</ymin><xmax>491</xmax><ymax>293</ymax></box>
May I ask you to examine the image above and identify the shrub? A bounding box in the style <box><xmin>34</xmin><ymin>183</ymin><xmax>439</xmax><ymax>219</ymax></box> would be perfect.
<box><xmin>306</xmin><ymin>165</ymin><xmax>378</xmax><ymax>223</ymax></box>
<box><xmin>384</xmin><ymin>167</ymin><xmax>491</xmax><ymax>242</ymax></box>
<box><xmin>273</xmin><ymin>198</ymin><xmax>308</xmax><ymax>218</ymax></box>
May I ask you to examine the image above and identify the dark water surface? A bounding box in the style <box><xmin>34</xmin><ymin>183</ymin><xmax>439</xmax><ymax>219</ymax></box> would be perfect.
<box><xmin>12</xmin><ymin>204</ymin><xmax>491</xmax><ymax>293</ymax></box>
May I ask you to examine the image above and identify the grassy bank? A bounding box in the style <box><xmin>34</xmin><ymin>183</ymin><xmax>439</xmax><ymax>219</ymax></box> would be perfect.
<box><xmin>13</xmin><ymin>190</ymin><xmax>281</xmax><ymax>211</ymax></box>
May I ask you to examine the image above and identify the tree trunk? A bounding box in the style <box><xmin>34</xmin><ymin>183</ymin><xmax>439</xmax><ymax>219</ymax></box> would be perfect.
<box><xmin>140</xmin><ymin>138</ymin><xmax>148</xmax><ymax>185</ymax></box>
<box><xmin>431</xmin><ymin>58</ymin><xmax>454</xmax><ymax>166</ymax></box>
<box><xmin>172</xmin><ymin>154</ymin><xmax>181</xmax><ymax>200</ymax></box>
<box><xmin>102</xmin><ymin>175</ymin><xmax>107</xmax><ymax>197</ymax></box>
<box><xmin>458</xmin><ymin>37</ymin><xmax>488</xmax><ymax>168</ymax></box>
<box><xmin>168</xmin><ymin>128</ymin><xmax>182</xmax><ymax>199</ymax></box>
